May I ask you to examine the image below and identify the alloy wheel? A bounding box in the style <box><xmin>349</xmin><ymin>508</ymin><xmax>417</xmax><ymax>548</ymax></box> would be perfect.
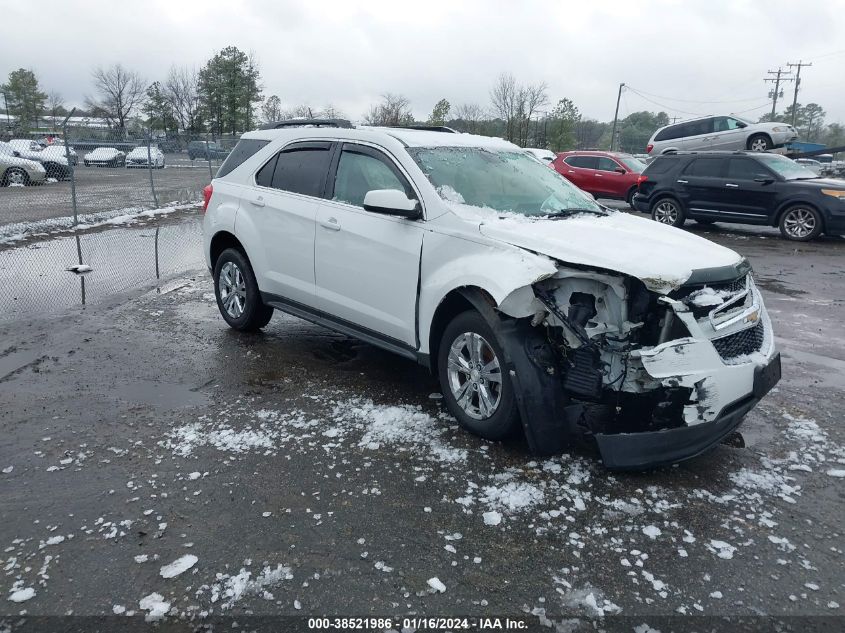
<box><xmin>653</xmin><ymin>200</ymin><xmax>679</xmax><ymax>225</ymax></box>
<box><xmin>6</xmin><ymin>169</ymin><xmax>26</xmax><ymax>186</ymax></box>
<box><xmin>782</xmin><ymin>208</ymin><xmax>816</xmax><ymax>239</ymax></box>
<box><xmin>749</xmin><ymin>137</ymin><xmax>768</xmax><ymax>151</ymax></box>
<box><xmin>218</xmin><ymin>261</ymin><xmax>247</xmax><ymax>319</ymax></box>
<box><xmin>446</xmin><ymin>332</ymin><xmax>503</xmax><ymax>420</ymax></box>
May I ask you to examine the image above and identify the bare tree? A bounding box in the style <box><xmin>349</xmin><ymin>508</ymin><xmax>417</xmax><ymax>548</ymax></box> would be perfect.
<box><xmin>363</xmin><ymin>93</ymin><xmax>414</xmax><ymax>126</ymax></box>
<box><xmin>164</xmin><ymin>66</ymin><xmax>202</xmax><ymax>132</ymax></box>
<box><xmin>282</xmin><ymin>104</ymin><xmax>315</xmax><ymax>119</ymax></box>
<box><xmin>489</xmin><ymin>73</ymin><xmax>548</xmax><ymax>144</ymax></box>
<box><xmin>321</xmin><ymin>103</ymin><xmax>345</xmax><ymax>119</ymax></box>
<box><xmin>261</xmin><ymin>95</ymin><xmax>283</xmax><ymax>123</ymax></box>
<box><xmin>87</xmin><ymin>64</ymin><xmax>147</xmax><ymax>132</ymax></box>
<box><xmin>452</xmin><ymin>103</ymin><xmax>486</xmax><ymax>133</ymax></box>
<box><xmin>46</xmin><ymin>91</ymin><xmax>65</xmax><ymax>130</ymax></box>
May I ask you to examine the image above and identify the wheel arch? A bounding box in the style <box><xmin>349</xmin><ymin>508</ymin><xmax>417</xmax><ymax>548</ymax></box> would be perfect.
<box><xmin>428</xmin><ymin>286</ymin><xmax>499</xmax><ymax>372</ymax></box>
<box><xmin>209</xmin><ymin>230</ymin><xmax>248</xmax><ymax>270</ymax></box>
<box><xmin>746</xmin><ymin>132</ymin><xmax>773</xmax><ymax>150</ymax></box>
<box><xmin>773</xmin><ymin>199</ymin><xmax>825</xmax><ymax>229</ymax></box>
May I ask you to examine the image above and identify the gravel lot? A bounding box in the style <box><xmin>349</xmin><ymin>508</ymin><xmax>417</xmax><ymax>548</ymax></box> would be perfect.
<box><xmin>0</xmin><ymin>219</ymin><xmax>843</xmax><ymax>632</ymax></box>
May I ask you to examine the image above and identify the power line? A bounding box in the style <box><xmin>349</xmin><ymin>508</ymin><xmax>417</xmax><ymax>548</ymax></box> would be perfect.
<box><xmin>624</xmin><ymin>88</ymin><xmax>704</xmax><ymax>116</ymax></box>
<box><xmin>624</xmin><ymin>86</ymin><xmax>765</xmax><ymax>105</ymax></box>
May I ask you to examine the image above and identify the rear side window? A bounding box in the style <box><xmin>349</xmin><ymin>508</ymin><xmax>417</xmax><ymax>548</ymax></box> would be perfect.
<box><xmin>654</xmin><ymin>125</ymin><xmax>680</xmax><ymax>142</ymax></box>
<box><xmin>684</xmin><ymin>158</ymin><xmax>724</xmax><ymax>178</ymax></box>
<box><xmin>564</xmin><ymin>155</ymin><xmax>598</xmax><ymax>169</ymax></box>
<box><xmin>217</xmin><ymin>139</ymin><xmax>269</xmax><ymax>178</ymax></box>
<box><xmin>642</xmin><ymin>157</ymin><xmax>674</xmax><ymax>175</ymax></box>
<box><xmin>259</xmin><ymin>142</ymin><xmax>332</xmax><ymax>197</ymax></box>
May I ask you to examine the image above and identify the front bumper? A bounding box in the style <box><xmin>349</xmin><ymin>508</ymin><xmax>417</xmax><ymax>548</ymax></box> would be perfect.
<box><xmin>596</xmin><ymin>352</ymin><xmax>781</xmax><ymax>470</ymax></box>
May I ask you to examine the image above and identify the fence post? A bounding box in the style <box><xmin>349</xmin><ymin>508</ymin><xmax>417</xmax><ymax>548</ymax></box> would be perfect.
<box><xmin>147</xmin><ymin>128</ymin><xmax>159</xmax><ymax>208</ymax></box>
<box><xmin>205</xmin><ymin>133</ymin><xmax>214</xmax><ymax>180</ymax></box>
<box><xmin>61</xmin><ymin>114</ymin><xmax>79</xmax><ymax>227</ymax></box>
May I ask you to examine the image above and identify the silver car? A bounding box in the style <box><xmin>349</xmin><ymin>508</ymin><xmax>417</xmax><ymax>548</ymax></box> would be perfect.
<box><xmin>647</xmin><ymin>115</ymin><xmax>798</xmax><ymax>155</ymax></box>
<box><xmin>0</xmin><ymin>141</ymin><xmax>47</xmax><ymax>186</ymax></box>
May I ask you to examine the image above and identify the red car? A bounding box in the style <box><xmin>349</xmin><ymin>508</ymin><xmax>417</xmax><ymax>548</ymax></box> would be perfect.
<box><xmin>551</xmin><ymin>151</ymin><xmax>647</xmax><ymax>206</ymax></box>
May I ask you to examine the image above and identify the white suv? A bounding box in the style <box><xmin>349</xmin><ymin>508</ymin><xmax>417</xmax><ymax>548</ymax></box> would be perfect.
<box><xmin>647</xmin><ymin>115</ymin><xmax>798</xmax><ymax>155</ymax></box>
<box><xmin>202</xmin><ymin>120</ymin><xmax>781</xmax><ymax>470</ymax></box>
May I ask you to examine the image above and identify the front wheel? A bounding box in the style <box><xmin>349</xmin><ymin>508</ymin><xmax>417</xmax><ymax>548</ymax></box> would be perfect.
<box><xmin>213</xmin><ymin>248</ymin><xmax>274</xmax><ymax>331</ymax></box>
<box><xmin>747</xmin><ymin>134</ymin><xmax>772</xmax><ymax>152</ymax></box>
<box><xmin>779</xmin><ymin>205</ymin><xmax>823</xmax><ymax>241</ymax></box>
<box><xmin>437</xmin><ymin>311</ymin><xmax>520</xmax><ymax>441</ymax></box>
<box><xmin>651</xmin><ymin>197</ymin><xmax>685</xmax><ymax>227</ymax></box>
<box><xmin>4</xmin><ymin>167</ymin><xmax>29</xmax><ymax>186</ymax></box>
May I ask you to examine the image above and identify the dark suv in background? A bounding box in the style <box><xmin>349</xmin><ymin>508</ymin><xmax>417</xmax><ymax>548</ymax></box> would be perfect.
<box><xmin>632</xmin><ymin>151</ymin><xmax>845</xmax><ymax>241</ymax></box>
<box><xmin>188</xmin><ymin>140</ymin><xmax>230</xmax><ymax>161</ymax></box>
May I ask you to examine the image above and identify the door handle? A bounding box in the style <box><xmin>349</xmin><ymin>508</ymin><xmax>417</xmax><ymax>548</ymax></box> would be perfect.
<box><xmin>250</xmin><ymin>196</ymin><xmax>265</xmax><ymax>207</ymax></box>
<box><xmin>676</xmin><ymin>179</ymin><xmax>689</xmax><ymax>184</ymax></box>
<box><xmin>567</xmin><ymin>170</ymin><xmax>575</xmax><ymax>174</ymax></box>
<box><xmin>319</xmin><ymin>217</ymin><xmax>341</xmax><ymax>231</ymax></box>
<box><xmin>594</xmin><ymin>173</ymin><xmax>603</xmax><ymax>177</ymax></box>
<box><xmin>725</xmin><ymin>183</ymin><xmax>739</xmax><ymax>188</ymax></box>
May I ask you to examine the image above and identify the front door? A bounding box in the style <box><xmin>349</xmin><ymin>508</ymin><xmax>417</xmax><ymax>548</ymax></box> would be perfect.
<box><xmin>314</xmin><ymin>143</ymin><xmax>424</xmax><ymax>347</ymax></box>
<box><xmin>719</xmin><ymin>157</ymin><xmax>779</xmax><ymax>222</ymax></box>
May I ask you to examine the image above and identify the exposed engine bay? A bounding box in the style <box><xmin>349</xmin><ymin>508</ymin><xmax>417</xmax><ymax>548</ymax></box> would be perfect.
<box><xmin>497</xmin><ymin>265</ymin><xmax>775</xmax><ymax>439</ymax></box>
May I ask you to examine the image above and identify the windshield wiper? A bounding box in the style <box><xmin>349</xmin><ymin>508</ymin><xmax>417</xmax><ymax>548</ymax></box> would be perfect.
<box><xmin>541</xmin><ymin>207</ymin><xmax>606</xmax><ymax>218</ymax></box>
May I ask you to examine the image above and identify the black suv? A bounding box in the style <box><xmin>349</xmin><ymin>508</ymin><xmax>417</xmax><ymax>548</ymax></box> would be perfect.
<box><xmin>632</xmin><ymin>151</ymin><xmax>845</xmax><ymax>241</ymax></box>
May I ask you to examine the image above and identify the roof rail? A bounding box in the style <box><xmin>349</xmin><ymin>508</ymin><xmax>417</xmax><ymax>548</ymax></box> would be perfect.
<box><xmin>389</xmin><ymin>125</ymin><xmax>458</xmax><ymax>133</ymax></box>
<box><xmin>259</xmin><ymin>118</ymin><xmax>353</xmax><ymax>130</ymax></box>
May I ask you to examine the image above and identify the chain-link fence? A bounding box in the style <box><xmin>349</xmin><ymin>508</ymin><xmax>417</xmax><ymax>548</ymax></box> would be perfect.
<box><xmin>0</xmin><ymin>125</ymin><xmax>234</xmax><ymax>321</ymax></box>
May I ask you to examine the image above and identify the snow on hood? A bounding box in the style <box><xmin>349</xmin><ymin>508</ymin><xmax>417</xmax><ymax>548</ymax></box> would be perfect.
<box><xmin>471</xmin><ymin>209</ymin><xmax>743</xmax><ymax>294</ymax></box>
<box><xmin>86</xmin><ymin>148</ymin><xmax>121</xmax><ymax>159</ymax></box>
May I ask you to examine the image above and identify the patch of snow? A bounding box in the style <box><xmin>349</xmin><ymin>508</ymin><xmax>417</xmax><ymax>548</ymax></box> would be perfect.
<box><xmin>706</xmin><ymin>539</ymin><xmax>737</xmax><ymax>560</ymax></box>
<box><xmin>427</xmin><ymin>577</ymin><xmax>446</xmax><ymax>593</ymax></box>
<box><xmin>139</xmin><ymin>592</ymin><xmax>170</xmax><ymax>621</ymax></box>
<box><xmin>8</xmin><ymin>587</ymin><xmax>35</xmax><ymax>603</ymax></box>
<box><xmin>159</xmin><ymin>554</ymin><xmax>197</xmax><ymax>578</ymax></box>
<box><xmin>483</xmin><ymin>511</ymin><xmax>502</xmax><ymax>526</ymax></box>
<box><xmin>826</xmin><ymin>469</ymin><xmax>845</xmax><ymax>478</ymax></box>
<box><xmin>642</xmin><ymin>525</ymin><xmax>661</xmax><ymax>539</ymax></box>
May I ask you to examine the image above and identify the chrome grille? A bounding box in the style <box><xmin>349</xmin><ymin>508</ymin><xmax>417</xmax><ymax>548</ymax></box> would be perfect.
<box><xmin>711</xmin><ymin>321</ymin><xmax>764</xmax><ymax>360</ymax></box>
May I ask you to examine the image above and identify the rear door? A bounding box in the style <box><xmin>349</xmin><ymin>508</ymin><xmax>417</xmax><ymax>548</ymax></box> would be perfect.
<box><xmin>314</xmin><ymin>143</ymin><xmax>424</xmax><ymax>347</ymax></box>
<box><xmin>679</xmin><ymin>118</ymin><xmax>717</xmax><ymax>150</ymax></box>
<box><xmin>678</xmin><ymin>157</ymin><xmax>727</xmax><ymax>218</ymax></box>
<box><xmin>561</xmin><ymin>155</ymin><xmax>598</xmax><ymax>192</ymax></box>
<box><xmin>246</xmin><ymin>141</ymin><xmax>333</xmax><ymax>307</ymax></box>
<box><xmin>721</xmin><ymin>157</ymin><xmax>779</xmax><ymax>222</ymax></box>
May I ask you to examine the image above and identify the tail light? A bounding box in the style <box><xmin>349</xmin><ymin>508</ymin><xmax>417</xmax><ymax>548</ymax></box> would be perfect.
<box><xmin>202</xmin><ymin>184</ymin><xmax>213</xmax><ymax>212</ymax></box>
<box><xmin>637</xmin><ymin>175</ymin><xmax>648</xmax><ymax>187</ymax></box>
<box><xmin>646</xmin><ymin>144</ymin><xmax>654</xmax><ymax>154</ymax></box>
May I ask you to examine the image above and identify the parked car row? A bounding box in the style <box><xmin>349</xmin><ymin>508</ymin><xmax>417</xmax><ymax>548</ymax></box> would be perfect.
<box><xmin>3</xmin><ymin>139</ymin><xmax>74</xmax><ymax>180</ymax></box>
<box><xmin>0</xmin><ymin>141</ymin><xmax>47</xmax><ymax>186</ymax></box>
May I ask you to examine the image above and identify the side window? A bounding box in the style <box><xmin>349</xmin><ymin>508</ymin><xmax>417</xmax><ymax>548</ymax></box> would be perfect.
<box><xmin>332</xmin><ymin>147</ymin><xmax>412</xmax><ymax>207</ymax></box>
<box><xmin>255</xmin><ymin>154</ymin><xmax>278</xmax><ymax>188</ymax></box>
<box><xmin>685</xmin><ymin>119</ymin><xmax>714</xmax><ymax>137</ymax></box>
<box><xmin>269</xmin><ymin>144</ymin><xmax>332</xmax><ymax>197</ymax></box>
<box><xmin>684</xmin><ymin>158</ymin><xmax>724</xmax><ymax>178</ymax></box>
<box><xmin>596</xmin><ymin>157</ymin><xmax>621</xmax><ymax>172</ymax></box>
<box><xmin>643</xmin><ymin>157</ymin><xmax>673</xmax><ymax>175</ymax></box>
<box><xmin>727</xmin><ymin>158</ymin><xmax>768</xmax><ymax>181</ymax></box>
<box><xmin>713</xmin><ymin>117</ymin><xmax>730</xmax><ymax>132</ymax></box>
<box><xmin>564</xmin><ymin>156</ymin><xmax>598</xmax><ymax>169</ymax></box>
<box><xmin>217</xmin><ymin>139</ymin><xmax>269</xmax><ymax>178</ymax></box>
<box><xmin>654</xmin><ymin>125</ymin><xmax>678</xmax><ymax>142</ymax></box>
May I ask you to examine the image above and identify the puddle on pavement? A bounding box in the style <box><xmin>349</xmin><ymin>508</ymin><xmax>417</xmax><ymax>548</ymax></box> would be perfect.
<box><xmin>113</xmin><ymin>379</ymin><xmax>209</xmax><ymax>409</ymax></box>
<box><xmin>0</xmin><ymin>348</ymin><xmax>43</xmax><ymax>380</ymax></box>
<box><xmin>754</xmin><ymin>276</ymin><xmax>808</xmax><ymax>297</ymax></box>
<box><xmin>0</xmin><ymin>217</ymin><xmax>203</xmax><ymax>322</ymax></box>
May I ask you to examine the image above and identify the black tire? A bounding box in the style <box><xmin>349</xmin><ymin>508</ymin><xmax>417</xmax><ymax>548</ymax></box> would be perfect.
<box><xmin>625</xmin><ymin>186</ymin><xmax>638</xmax><ymax>208</ymax></box>
<box><xmin>213</xmin><ymin>248</ymin><xmax>274</xmax><ymax>331</ymax></box>
<box><xmin>747</xmin><ymin>134</ymin><xmax>772</xmax><ymax>152</ymax></box>
<box><xmin>437</xmin><ymin>310</ymin><xmax>520</xmax><ymax>441</ymax></box>
<box><xmin>778</xmin><ymin>204</ymin><xmax>823</xmax><ymax>241</ymax></box>
<box><xmin>3</xmin><ymin>167</ymin><xmax>29</xmax><ymax>186</ymax></box>
<box><xmin>651</xmin><ymin>196</ymin><xmax>685</xmax><ymax>227</ymax></box>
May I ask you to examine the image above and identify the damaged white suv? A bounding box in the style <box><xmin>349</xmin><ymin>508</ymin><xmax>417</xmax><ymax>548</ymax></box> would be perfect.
<box><xmin>202</xmin><ymin>120</ymin><xmax>781</xmax><ymax>470</ymax></box>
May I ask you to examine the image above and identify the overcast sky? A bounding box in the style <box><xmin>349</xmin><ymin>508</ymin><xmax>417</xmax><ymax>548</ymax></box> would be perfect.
<box><xmin>2</xmin><ymin>0</ymin><xmax>844</xmax><ymax>125</ymax></box>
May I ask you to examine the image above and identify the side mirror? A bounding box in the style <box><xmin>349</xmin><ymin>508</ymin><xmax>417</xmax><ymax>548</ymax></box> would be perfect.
<box><xmin>754</xmin><ymin>176</ymin><xmax>774</xmax><ymax>184</ymax></box>
<box><xmin>363</xmin><ymin>189</ymin><xmax>420</xmax><ymax>218</ymax></box>
<box><xmin>736</xmin><ymin>121</ymin><xmax>747</xmax><ymax>128</ymax></box>
<box><xmin>614</xmin><ymin>167</ymin><xmax>626</xmax><ymax>174</ymax></box>
<box><xmin>13</xmin><ymin>151</ymin><xmax>20</xmax><ymax>157</ymax></box>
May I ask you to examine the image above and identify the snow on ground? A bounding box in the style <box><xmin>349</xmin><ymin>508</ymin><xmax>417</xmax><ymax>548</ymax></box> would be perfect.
<box><xmin>159</xmin><ymin>554</ymin><xmax>198</xmax><ymax>579</ymax></box>
<box><xmin>0</xmin><ymin>202</ymin><xmax>200</xmax><ymax>245</ymax></box>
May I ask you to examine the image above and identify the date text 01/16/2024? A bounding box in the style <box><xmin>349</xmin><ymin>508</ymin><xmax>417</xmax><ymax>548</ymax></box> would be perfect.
<box><xmin>306</xmin><ymin>617</ymin><xmax>529</xmax><ymax>630</ymax></box>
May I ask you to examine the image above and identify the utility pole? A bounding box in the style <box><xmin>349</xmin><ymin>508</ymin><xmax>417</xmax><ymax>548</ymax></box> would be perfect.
<box><xmin>786</xmin><ymin>60</ymin><xmax>812</xmax><ymax>126</ymax></box>
<box><xmin>610</xmin><ymin>83</ymin><xmax>625</xmax><ymax>151</ymax></box>
<box><xmin>764</xmin><ymin>68</ymin><xmax>792</xmax><ymax>119</ymax></box>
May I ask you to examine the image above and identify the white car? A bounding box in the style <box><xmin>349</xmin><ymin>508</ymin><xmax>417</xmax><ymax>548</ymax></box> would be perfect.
<box><xmin>125</xmin><ymin>145</ymin><xmax>165</xmax><ymax>169</ymax></box>
<box><xmin>8</xmin><ymin>139</ymin><xmax>71</xmax><ymax>179</ymax></box>
<box><xmin>524</xmin><ymin>148</ymin><xmax>557</xmax><ymax>163</ymax></box>
<box><xmin>202</xmin><ymin>123</ymin><xmax>780</xmax><ymax>470</ymax></box>
<box><xmin>0</xmin><ymin>141</ymin><xmax>47</xmax><ymax>186</ymax></box>
<box><xmin>84</xmin><ymin>147</ymin><xmax>126</xmax><ymax>167</ymax></box>
<box><xmin>793</xmin><ymin>158</ymin><xmax>823</xmax><ymax>175</ymax></box>
<box><xmin>647</xmin><ymin>115</ymin><xmax>798</xmax><ymax>155</ymax></box>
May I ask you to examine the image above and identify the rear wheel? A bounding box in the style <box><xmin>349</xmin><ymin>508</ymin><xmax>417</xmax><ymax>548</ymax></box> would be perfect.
<box><xmin>779</xmin><ymin>205</ymin><xmax>823</xmax><ymax>241</ymax></box>
<box><xmin>651</xmin><ymin>197</ymin><xmax>685</xmax><ymax>227</ymax></box>
<box><xmin>4</xmin><ymin>167</ymin><xmax>29</xmax><ymax>186</ymax></box>
<box><xmin>747</xmin><ymin>134</ymin><xmax>772</xmax><ymax>152</ymax></box>
<box><xmin>437</xmin><ymin>311</ymin><xmax>520</xmax><ymax>441</ymax></box>
<box><xmin>625</xmin><ymin>186</ymin><xmax>638</xmax><ymax>207</ymax></box>
<box><xmin>213</xmin><ymin>248</ymin><xmax>274</xmax><ymax>331</ymax></box>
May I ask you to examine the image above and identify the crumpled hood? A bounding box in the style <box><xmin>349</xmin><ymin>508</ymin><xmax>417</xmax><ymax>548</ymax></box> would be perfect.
<box><xmin>478</xmin><ymin>211</ymin><xmax>744</xmax><ymax>293</ymax></box>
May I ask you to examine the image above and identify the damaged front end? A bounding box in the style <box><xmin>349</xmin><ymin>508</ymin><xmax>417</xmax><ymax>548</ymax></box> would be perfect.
<box><xmin>497</xmin><ymin>265</ymin><xmax>781</xmax><ymax>470</ymax></box>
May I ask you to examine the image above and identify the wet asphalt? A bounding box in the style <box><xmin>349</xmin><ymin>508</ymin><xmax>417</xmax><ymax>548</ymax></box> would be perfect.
<box><xmin>0</xmin><ymin>216</ymin><xmax>843</xmax><ymax>632</ymax></box>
